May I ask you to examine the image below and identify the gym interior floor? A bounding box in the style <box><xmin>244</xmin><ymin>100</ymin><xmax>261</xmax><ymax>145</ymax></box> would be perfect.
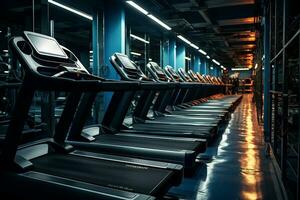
<box><xmin>168</xmin><ymin>94</ymin><xmax>282</xmax><ymax>200</ymax></box>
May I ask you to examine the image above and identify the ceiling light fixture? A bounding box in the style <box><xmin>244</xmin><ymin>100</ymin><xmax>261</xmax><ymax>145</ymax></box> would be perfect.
<box><xmin>126</xmin><ymin>1</ymin><xmax>149</xmax><ymax>15</ymax></box>
<box><xmin>48</xmin><ymin>0</ymin><xmax>93</xmax><ymax>20</ymax></box>
<box><xmin>130</xmin><ymin>34</ymin><xmax>150</xmax><ymax>44</ymax></box>
<box><xmin>190</xmin><ymin>43</ymin><xmax>199</xmax><ymax>50</ymax></box>
<box><xmin>198</xmin><ymin>49</ymin><xmax>207</xmax><ymax>55</ymax></box>
<box><xmin>212</xmin><ymin>59</ymin><xmax>220</xmax><ymax>65</ymax></box>
<box><xmin>177</xmin><ymin>35</ymin><xmax>191</xmax><ymax>45</ymax></box>
<box><xmin>231</xmin><ymin>68</ymin><xmax>250</xmax><ymax>71</ymax></box>
<box><xmin>130</xmin><ymin>51</ymin><xmax>142</xmax><ymax>56</ymax></box>
<box><xmin>147</xmin><ymin>14</ymin><xmax>172</xmax><ymax>30</ymax></box>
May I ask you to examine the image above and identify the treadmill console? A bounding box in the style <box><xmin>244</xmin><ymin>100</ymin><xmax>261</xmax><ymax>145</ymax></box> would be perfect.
<box><xmin>164</xmin><ymin>66</ymin><xmax>182</xmax><ymax>82</ymax></box>
<box><xmin>147</xmin><ymin>62</ymin><xmax>169</xmax><ymax>82</ymax></box>
<box><xmin>178</xmin><ymin>68</ymin><xmax>193</xmax><ymax>82</ymax></box>
<box><xmin>195</xmin><ymin>72</ymin><xmax>207</xmax><ymax>83</ymax></box>
<box><xmin>187</xmin><ymin>70</ymin><xmax>200</xmax><ymax>82</ymax></box>
<box><xmin>110</xmin><ymin>53</ymin><xmax>149</xmax><ymax>81</ymax></box>
<box><xmin>24</xmin><ymin>32</ymin><xmax>68</xmax><ymax>59</ymax></box>
<box><xmin>10</xmin><ymin>31</ymin><xmax>89</xmax><ymax>78</ymax></box>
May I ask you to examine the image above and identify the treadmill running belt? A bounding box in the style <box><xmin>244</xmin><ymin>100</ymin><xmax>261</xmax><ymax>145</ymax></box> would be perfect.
<box><xmin>94</xmin><ymin>134</ymin><xmax>202</xmax><ymax>152</ymax></box>
<box><xmin>32</xmin><ymin>154</ymin><xmax>173</xmax><ymax>195</ymax></box>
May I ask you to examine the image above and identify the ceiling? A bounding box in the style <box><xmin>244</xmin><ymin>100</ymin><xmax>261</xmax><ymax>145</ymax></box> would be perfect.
<box><xmin>130</xmin><ymin>0</ymin><xmax>261</xmax><ymax>69</ymax></box>
<box><xmin>1</xmin><ymin>0</ymin><xmax>261</xmax><ymax>69</ymax></box>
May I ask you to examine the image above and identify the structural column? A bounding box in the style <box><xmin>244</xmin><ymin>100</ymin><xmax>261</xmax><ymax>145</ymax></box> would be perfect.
<box><xmin>176</xmin><ymin>43</ymin><xmax>185</xmax><ymax>70</ymax></box>
<box><xmin>169</xmin><ymin>39</ymin><xmax>176</xmax><ymax>68</ymax></box>
<box><xmin>162</xmin><ymin>38</ymin><xmax>176</xmax><ymax>68</ymax></box>
<box><xmin>162</xmin><ymin>38</ymin><xmax>170</xmax><ymax>67</ymax></box>
<box><xmin>193</xmin><ymin>55</ymin><xmax>200</xmax><ymax>72</ymax></box>
<box><xmin>263</xmin><ymin>3</ymin><xmax>271</xmax><ymax>145</ymax></box>
<box><xmin>103</xmin><ymin>0</ymin><xmax>125</xmax><ymax>107</ymax></box>
<box><xmin>200</xmin><ymin>57</ymin><xmax>206</xmax><ymax>74</ymax></box>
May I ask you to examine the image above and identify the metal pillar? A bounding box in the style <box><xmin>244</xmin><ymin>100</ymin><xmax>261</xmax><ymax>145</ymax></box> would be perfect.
<box><xmin>92</xmin><ymin>11</ymin><xmax>100</xmax><ymax>76</ymax></box>
<box><xmin>176</xmin><ymin>43</ymin><xmax>185</xmax><ymax>70</ymax></box>
<box><xmin>263</xmin><ymin>2</ymin><xmax>271</xmax><ymax>145</ymax></box>
<box><xmin>169</xmin><ymin>39</ymin><xmax>176</xmax><ymax>68</ymax></box>
<box><xmin>38</xmin><ymin>0</ymin><xmax>55</xmax><ymax>135</ymax></box>
<box><xmin>193</xmin><ymin>55</ymin><xmax>200</xmax><ymax>72</ymax></box>
<box><xmin>92</xmin><ymin>10</ymin><xmax>105</xmax><ymax>123</ymax></box>
<box><xmin>162</xmin><ymin>38</ymin><xmax>176</xmax><ymax>68</ymax></box>
<box><xmin>162</xmin><ymin>38</ymin><xmax>169</xmax><ymax>67</ymax></box>
<box><xmin>103</xmin><ymin>0</ymin><xmax>125</xmax><ymax>108</ymax></box>
<box><xmin>281</xmin><ymin>0</ymin><xmax>288</xmax><ymax>181</ymax></box>
<box><xmin>200</xmin><ymin>57</ymin><xmax>206</xmax><ymax>74</ymax></box>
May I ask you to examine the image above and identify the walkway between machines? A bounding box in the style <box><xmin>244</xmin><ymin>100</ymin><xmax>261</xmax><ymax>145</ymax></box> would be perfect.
<box><xmin>169</xmin><ymin>94</ymin><xmax>282</xmax><ymax>200</ymax></box>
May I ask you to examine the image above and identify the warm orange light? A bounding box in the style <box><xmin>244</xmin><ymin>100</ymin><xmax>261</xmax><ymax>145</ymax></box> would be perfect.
<box><xmin>238</xmin><ymin>38</ymin><xmax>255</xmax><ymax>42</ymax></box>
<box><xmin>239</xmin><ymin>102</ymin><xmax>262</xmax><ymax>200</ymax></box>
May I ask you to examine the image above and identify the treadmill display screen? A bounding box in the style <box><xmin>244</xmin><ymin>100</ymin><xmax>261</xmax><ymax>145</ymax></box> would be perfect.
<box><xmin>26</xmin><ymin>32</ymin><xmax>67</xmax><ymax>58</ymax></box>
<box><xmin>118</xmin><ymin>54</ymin><xmax>137</xmax><ymax>70</ymax></box>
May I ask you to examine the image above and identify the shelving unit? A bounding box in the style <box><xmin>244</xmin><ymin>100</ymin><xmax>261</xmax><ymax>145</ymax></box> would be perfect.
<box><xmin>267</xmin><ymin>0</ymin><xmax>300</xmax><ymax>199</ymax></box>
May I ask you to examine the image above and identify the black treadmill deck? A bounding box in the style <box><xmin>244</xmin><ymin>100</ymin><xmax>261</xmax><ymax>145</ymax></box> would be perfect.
<box><xmin>32</xmin><ymin>153</ymin><xmax>173</xmax><ymax>195</ymax></box>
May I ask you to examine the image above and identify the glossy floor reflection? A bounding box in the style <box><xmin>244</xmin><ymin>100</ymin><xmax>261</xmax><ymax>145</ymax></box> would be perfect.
<box><xmin>169</xmin><ymin>94</ymin><xmax>279</xmax><ymax>200</ymax></box>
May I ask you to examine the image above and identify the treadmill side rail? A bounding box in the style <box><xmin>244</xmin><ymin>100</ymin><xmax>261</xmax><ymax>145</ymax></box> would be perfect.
<box><xmin>21</xmin><ymin>171</ymin><xmax>155</xmax><ymax>200</ymax></box>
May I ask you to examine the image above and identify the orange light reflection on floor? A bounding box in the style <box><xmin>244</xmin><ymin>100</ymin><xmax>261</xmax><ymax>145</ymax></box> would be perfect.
<box><xmin>240</xmin><ymin>97</ymin><xmax>262</xmax><ymax>199</ymax></box>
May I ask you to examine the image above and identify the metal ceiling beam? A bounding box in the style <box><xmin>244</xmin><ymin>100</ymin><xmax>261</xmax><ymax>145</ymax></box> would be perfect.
<box><xmin>190</xmin><ymin>0</ymin><xmax>238</xmax><ymax>65</ymax></box>
<box><xmin>204</xmin><ymin>0</ymin><xmax>255</xmax><ymax>8</ymax></box>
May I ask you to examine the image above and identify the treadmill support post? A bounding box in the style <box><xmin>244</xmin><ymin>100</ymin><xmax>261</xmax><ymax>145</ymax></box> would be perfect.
<box><xmin>2</xmin><ymin>82</ymin><xmax>34</xmax><ymax>166</ymax></box>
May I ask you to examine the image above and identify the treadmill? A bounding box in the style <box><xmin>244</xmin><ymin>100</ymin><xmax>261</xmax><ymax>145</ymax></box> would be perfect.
<box><xmin>191</xmin><ymin>71</ymin><xmax>242</xmax><ymax>109</ymax></box>
<box><xmin>165</xmin><ymin>66</ymin><xmax>241</xmax><ymax>115</ymax></box>
<box><xmin>49</xmin><ymin>57</ymin><xmax>208</xmax><ymax>171</ymax></box>
<box><xmin>0</xmin><ymin>31</ymin><xmax>183</xmax><ymax>199</ymax></box>
<box><xmin>126</xmin><ymin>63</ymin><xmax>241</xmax><ymax>138</ymax></box>
<box><xmin>177</xmin><ymin>68</ymin><xmax>235</xmax><ymax>110</ymax></box>
<box><xmin>145</xmin><ymin>62</ymin><xmax>229</xmax><ymax>135</ymax></box>
<box><xmin>167</xmin><ymin>67</ymin><xmax>231</xmax><ymax>111</ymax></box>
<box><xmin>106</xmin><ymin>53</ymin><xmax>225</xmax><ymax>140</ymax></box>
<box><xmin>148</xmin><ymin>63</ymin><xmax>229</xmax><ymax>122</ymax></box>
<box><xmin>186</xmin><ymin>70</ymin><xmax>235</xmax><ymax>109</ymax></box>
<box><xmin>176</xmin><ymin>68</ymin><xmax>241</xmax><ymax>117</ymax></box>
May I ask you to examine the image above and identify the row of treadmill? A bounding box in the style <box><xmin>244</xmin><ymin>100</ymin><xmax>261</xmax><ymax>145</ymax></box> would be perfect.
<box><xmin>0</xmin><ymin>31</ymin><xmax>242</xmax><ymax>199</ymax></box>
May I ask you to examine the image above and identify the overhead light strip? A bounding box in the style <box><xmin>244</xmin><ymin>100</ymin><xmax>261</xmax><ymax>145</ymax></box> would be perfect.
<box><xmin>125</xmin><ymin>1</ymin><xmax>228</xmax><ymax>68</ymax></box>
<box><xmin>212</xmin><ymin>59</ymin><xmax>220</xmax><ymax>65</ymax></box>
<box><xmin>190</xmin><ymin>43</ymin><xmax>199</xmax><ymax>50</ymax></box>
<box><xmin>185</xmin><ymin>57</ymin><xmax>191</xmax><ymax>61</ymax></box>
<box><xmin>48</xmin><ymin>0</ymin><xmax>93</xmax><ymax>20</ymax></box>
<box><xmin>130</xmin><ymin>34</ymin><xmax>150</xmax><ymax>44</ymax></box>
<box><xmin>198</xmin><ymin>49</ymin><xmax>207</xmax><ymax>55</ymax></box>
<box><xmin>177</xmin><ymin>35</ymin><xmax>191</xmax><ymax>45</ymax></box>
<box><xmin>147</xmin><ymin>15</ymin><xmax>172</xmax><ymax>30</ymax></box>
<box><xmin>221</xmin><ymin>65</ymin><xmax>227</xmax><ymax>70</ymax></box>
<box><xmin>231</xmin><ymin>68</ymin><xmax>250</xmax><ymax>71</ymax></box>
<box><xmin>126</xmin><ymin>1</ymin><xmax>149</xmax><ymax>15</ymax></box>
<box><xmin>126</xmin><ymin>1</ymin><xmax>171</xmax><ymax>30</ymax></box>
<box><xmin>130</xmin><ymin>51</ymin><xmax>142</xmax><ymax>56</ymax></box>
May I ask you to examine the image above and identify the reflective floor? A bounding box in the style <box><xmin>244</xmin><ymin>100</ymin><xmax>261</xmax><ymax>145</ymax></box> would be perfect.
<box><xmin>169</xmin><ymin>94</ymin><xmax>280</xmax><ymax>200</ymax></box>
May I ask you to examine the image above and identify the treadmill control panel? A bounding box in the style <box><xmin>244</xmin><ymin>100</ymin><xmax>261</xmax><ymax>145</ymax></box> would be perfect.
<box><xmin>11</xmin><ymin>31</ymin><xmax>90</xmax><ymax>78</ymax></box>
